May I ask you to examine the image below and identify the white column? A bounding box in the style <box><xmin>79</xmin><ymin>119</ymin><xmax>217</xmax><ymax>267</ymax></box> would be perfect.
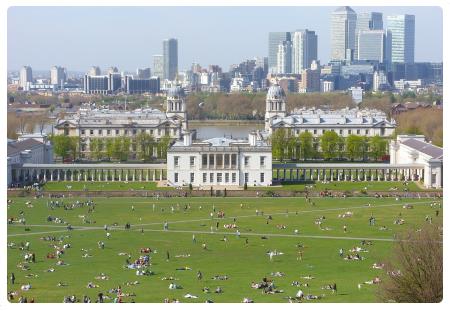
<box><xmin>50</xmin><ymin>170</ymin><xmax>54</xmax><ymax>181</ymax></box>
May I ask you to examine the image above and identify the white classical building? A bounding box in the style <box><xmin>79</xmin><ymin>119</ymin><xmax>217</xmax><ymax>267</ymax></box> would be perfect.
<box><xmin>264</xmin><ymin>84</ymin><xmax>396</xmax><ymax>137</ymax></box>
<box><xmin>54</xmin><ymin>86</ymin><xmax>188</xmax><ymax>158</ymax></box>
<box><xmin>7</xmin><ymin>133</ymin><xmax>53</xmax><ymax>186</ymax></box>
<box><xmin>390</xmin><ymin>135</ymin><xmax>443</xmax><ymax>188</ymax></box>
<box><xmin>167</xmin><ymin>131</ymin><xmax>272</xmax><ymax>188</ymax></box>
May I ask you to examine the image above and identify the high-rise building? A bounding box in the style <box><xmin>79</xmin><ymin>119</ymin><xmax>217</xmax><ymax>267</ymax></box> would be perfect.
<box><xmin>331</xmin><ymin>6</ymin><xmax>357</xmax><ymax>61</ymax></box>
<box><xmin>136</xmin><ymin>68</ymin><xmax>151</xmax><ymax>79</ymax></box>
<box><xmin>108</xmin><ymin>66</ymin><xmax>119</xmax><ymax>74</ymax></box>
<box><xmin>268</xmin><ymin>32</ymin><xmax>291</xmax><ymax>73</ymax></box>
<box><xmin>89</xmin><ymin>66</ymin><xmax>101</xmax><ymax>76</ymax></box>
<box><xmin>373</xmin><ymin>70</ymin><xmax>388</xmax><ymax>92</ymax></box>
<box><xmin>387</xmin><ymin>14</ymin><xmax>415</xmax><ymax>63</ymax></box>
<box><xmin>125</xmin><ymin>76</ymin><xmax>160</xmax><ymax>94</ymax></box>
<box><xmin>355</xmin><ymin>12</ymin><xmax>383</xmax><ymax>58</ymax></box>
<box><xmin>276</xmin><ymin>41</ymin><xmax>292</xmax><ymax>74</ymax></box>
<box><xmin>153</xmin><ymin>55</ymin><xmax>164</xmax><ymax>80</ymax></box>
<box><xmin>357</xmin><ymin>30</ymin><xmax>392</xmax><ymax>64</ymax></box>
<box><xmin>50</xmin><ymin>66</ymin><xmax>66</xmax><ymax>86</ymax></box>
<box><xmin>163</xmin><ymin>38</ymin><xmax>178</xmax><ymax>81</ymax></box>
<box><xmin>299</xmin><ymin>60</ymin><xmax>320</xmax><ymax>93</ymax></box>
<box><xmin>20</xmin><ymin>66</ymin><xmax>33</xmax><ymax>89</ymax></box>
<box><xmin>291</xmin><ymin>29</ymin><xmax>318</xmax><ymax>74</ymax></box>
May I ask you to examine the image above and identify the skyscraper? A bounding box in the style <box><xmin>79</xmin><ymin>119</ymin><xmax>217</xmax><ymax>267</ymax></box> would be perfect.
<box><xmin>357</xmin><ymin>30</ymin><xmax>391</xmax><ymax>64</ymax></box>
<box><xmin>163</xmin><ymin>38</ymin><xmax>178</xmax><ymax>81</ymax></box>
<box><xmin>50</xmin><ymin>66</ymin><xmax>66</xmax><ymax>86</ymax></box>
<box><xmin>19</xmin><ymin>66</ymin><xmax>33</xmax><ymax>89</ymax></box>
<box><xmin>291</xmin><ymin>29</ymin><xmax>318</xmax><ymax>74</ymax></box>
<box><xmin>89</xmin><ymin>66</ymin><xmax>101</xmax><ymax>76</ymax></box>
<box><xmin>276</xmin><ymin>41</ymin><xmax>292</xmax><ymax>74</ymax></box>
<box><xmin>355</xmin><ymin>12</ymin><xmax>383</xmax><ymax>58</ymax></box>
<box><xmin>153</xmin><ymin>55</ymin><xmax>164</xmax><ymax>80</ymax></box>
<box><xmin>387</xmin><ymin>14</ymin><xmax>415</xmax><ymax>63</ymax></box>
<box><xmin>268</xmin><ymin>32</ymin><xmax>291</xmax><ymax>73</ymax></box>
<box><xmin>331</xmin><ymin>6</ymin><xmax>357</xmax><ymax>61</ymax></box>
<box><xmin>136</xmin><ymin>68</ymin><xmax>151</xmax><ymax>79</ymax></box>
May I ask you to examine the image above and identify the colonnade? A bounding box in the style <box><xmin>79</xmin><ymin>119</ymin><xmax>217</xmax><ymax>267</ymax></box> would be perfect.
<box><xmin>12</xmin><ymin>167</ymin><xmax>166</xmax><ymax>184</ymax></box>
<box><xmin>273</xmin><ymin>167</ymin><xmax>424</xmax><ymax>182</ymax></box>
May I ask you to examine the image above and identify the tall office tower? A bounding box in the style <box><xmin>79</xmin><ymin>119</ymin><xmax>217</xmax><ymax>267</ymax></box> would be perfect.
<box><xmin>373</xmin><ymin>70</ymin><xmax>388</xmax><ymax>92</ymax></box>
<box><xmin>276</xmin><ymin>41</ymin><xmax>292</xmax><ymax>74</ymax></box>
<box><xmin>108</xmin><ymin>66</ymin><xmax>119</xmax><ymax>74</ymax></box>
<box><xmin>136</xmin><ymin>68</ymin><xmax>151</xmax><ymax>79</ymax></box>
<box><xmin>357</xmin><ymin>30</ymin><xmax>392</xmax><ymax>63</ymax></box>
<box><xmin>331</xmin><ymin>6</ymin><xmax>357</xmax><ymax>61</ymax></box>
<box><xmin>291</xmin><ymin>29</ymin><xmax>318</xmax><ymax>74</ymax></box>
<box><xmin>153</xmin><ymin>55</ymin><xmax>164</xmax><ymax>80</ymax></box>
<box><xmin>355</xmin><ymin>12</ymin><xmax>383</xmax><ymax>58</ymax></box>
<box><xmin>19</xmin><ymin>66</ymin><xmax>33</xmax><ymax>89</ymax></box>
<box><xmin>387</xmin><ymin>14</ymin><xmax>415</xmax><ymax>63</ymax></box>
<box><xmin>163</xmin><ymin>38</ymin><xmax>178</xmax><ymax>81</ymax></box>
<box><xmin>89</xmin><ymin>66</ymin><xmax>101</xmax><ymax>76</ymax></box>
<box><xmin>50</xmin><ymin>66</ymin><xmax>66</xmax><ymax>86</ymax></box>
<box><xmin>268</xmin><ymin>32</ymin><xmax>291</xmax><ymax>73</ymax></box>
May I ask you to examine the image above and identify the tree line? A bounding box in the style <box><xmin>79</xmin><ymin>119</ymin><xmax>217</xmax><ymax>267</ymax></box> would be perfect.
<box><xmin>49</xmin><ymin>133</ymin><xmax>173</xmax><ymax>162</ymax></box>
<box><xmin>270</xmin><ymin>129</ymin><xmax>389</xmax><ymax>162</ymax></box>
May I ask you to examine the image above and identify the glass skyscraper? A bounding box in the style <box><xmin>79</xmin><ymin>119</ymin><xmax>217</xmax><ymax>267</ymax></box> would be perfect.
<box><xmin>358</xmin><ymin>30</ymin><xmax>391</xmax><ymax>65</ymax></box>
<box><xmin>331</xmin><ymin>6</ymin><xmax>357</xmax><ymax>61</ymax></box>
<box><xmin>268</xmin><ymin>32</ymin><xmax>291</xmax><ymax>73</ymax></box>
<box><xmin>355</xmin><ymin>12</ymin><xmax>383</xmax><ymax>59</ymax></box>
<box><xmin>291</xmin><ymin>29</ymin><xmax>318</xmax><ymax>74</ymax></box>
<box><xmin>386</xmin><ymin>14</ymin><xmax>415</xmax><ymax>63</ymax></box>
<box><xmin>163</xmin><ymin>38</ymin><xmax>178</xmax><ymax>81</ymax></box>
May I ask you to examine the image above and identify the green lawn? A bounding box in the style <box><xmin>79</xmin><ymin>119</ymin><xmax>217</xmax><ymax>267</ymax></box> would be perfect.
<box><xmin>42</xmin><ymin>181</ymin><xmax>159</xmax><ymax>191</ymax></box>
<box><xmin>7</xmin><ymin>196</ymin><xmax>442</xmax><ymax>303</ymax></box>
<box><xmin>277</xmin><ymin>181</ymin><xmax>426</xmax><ymax>192</ymax></box>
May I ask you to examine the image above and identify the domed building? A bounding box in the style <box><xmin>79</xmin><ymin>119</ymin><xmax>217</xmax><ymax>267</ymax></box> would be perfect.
<box><xmin>166</xmin><ymin>85</ymin><xmax>188</xmax><ymax>130</ymax></box>
<box><xmin>264</xmin><ymin>84</ymin><xmax>287</xmax><ymax>131</ymax></box>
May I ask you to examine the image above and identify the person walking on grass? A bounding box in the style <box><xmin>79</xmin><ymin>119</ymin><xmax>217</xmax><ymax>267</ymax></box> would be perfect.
<box><xmin>192</xmin><ymin>234</ymin><xmax>196</xmax><ymax>243</ymax></box>
<box><xmin>10</xmin><ymin>272</ymin><xmax>15</xmax><ymax>285</ymax></box>
<box><xmin>166</xmin><ymin>251</ymin><xmax>170</xmax><ymax>262</ymax></box>
<box><xmin>197</xmin><ymin>270</ymin><xmax>203</xmax><ymax>280</ymax></box>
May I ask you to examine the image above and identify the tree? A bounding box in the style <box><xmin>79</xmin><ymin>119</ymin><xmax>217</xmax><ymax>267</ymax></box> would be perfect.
<box><xmin>320</xmin><ymin>131</ymin><xmax>340</xmax><ymax>160</ymax></box>
<box><xmin>50</xmin><ymin>135</ymin><xmax>77</xmax><ymax>161</ymax></box>
<box><xmin>136</xmin><ymin>132</ymin><xmax>155</xmax><ymax>161</ymax></box>
<box><xmin>377</xmin><ymin>223</ymin><xmax>442</xmax><ymax>302</ymax></box>
<box><xmin>270</xmin><ymin>129</ymin><xmax>287</xmax><ymax>161</ymax></box>
<box><xmin>298</xmin><ymin>131</ymin><xmax>314</xmax><ymax>160</ymax></box>
<box><xmin>157</xmin><ymin>134</ymin><xmax>172</xmax><ymax>159</ymax></box>
<box><xmin>106</xmin><ymin>139</ymin><xmax>115</xmax><ymax>159</ymax></box>
<box><xmin>346</xmin><ymin>135</ymin><xmax>366</xmax><ymax>161</ymax></box>
<box><xmin>369</xmin><ymin>135</ymin><xmax>388</xmax><ymax>161</ymax></box>
<box><xmin>121</xmin><ymin>137</ymin><xmax>131</xmax><ymax>161</ymax></box>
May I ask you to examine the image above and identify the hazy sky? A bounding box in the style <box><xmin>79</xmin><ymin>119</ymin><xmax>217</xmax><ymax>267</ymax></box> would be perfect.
<box><xmin>7</xmin><ymin>6</ymin><xmax>443</xmax><ymax>72</ymax></box>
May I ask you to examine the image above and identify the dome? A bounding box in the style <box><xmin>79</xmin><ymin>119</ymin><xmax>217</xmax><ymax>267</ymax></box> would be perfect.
<box><xmin>267</xmin><ymin>84</ymin><xmax>286</xmax><ymax>100</ymax></box>
<box><xmin>167</xmin><ymin>86</ymin><xmax>185</xmax><ymax>98</ymax></box>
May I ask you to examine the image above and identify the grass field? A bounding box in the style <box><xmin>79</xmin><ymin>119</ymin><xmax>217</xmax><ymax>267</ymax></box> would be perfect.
<box><xmin>275</xmin><ymin>181</ymin><xmax>426</xmax><ymax>192</ymax></box>
<box><xmin>42</xmin><ymin>182</ymin><xmax>158</xmax><ymax>191</ymax></box>
<box><xmin>7</xmin><ymin>196</ymin><xmax>442</xmax><ymax>303</ymax></box>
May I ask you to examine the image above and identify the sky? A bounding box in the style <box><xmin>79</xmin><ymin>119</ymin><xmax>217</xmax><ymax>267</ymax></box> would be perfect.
<box><xmin>7</xmin><ymin>6</ymin><xmax>443</xmax><ymax>72</ymax></box>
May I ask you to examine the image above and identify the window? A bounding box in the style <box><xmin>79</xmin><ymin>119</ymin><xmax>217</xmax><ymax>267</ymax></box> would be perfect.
<box><xmin>209</xmin><ymin>154</ymin><xmax>215</xmax><ymax>167</ymax></box>
<box><xmin>224</xmin><ymin>154</ymin><xmax>230</xmax><ymax>167</ymax></box>
<box><xmin>225</xmin><ymin>173</ymin><xmax>229</xmax><ymax>183</ymax></box>
<box><xmin>99</xmin><ymin>129</ymin><xmax>102</xmax><ymax>135</ymax></box>
<box><xmin>190</xmin><ymin>173</ymin><xmax>194</xmax><ymax>183</ymax></box>
<box><xmin>150</xmin><ymin>130</ymin><xmax>154</xmax><ymax>135</ymax></box>
<box><xmin>365</xmin><ymin>130</ymin><xmax>369</xmax><ymax>135</ymax></box>
<box><xmin>244</xmin><ymin>173</ymin><xmax>249</xmax><ymax>183</ymax></box>
<box><xmin>203</xmin><ymin>173</ymin><xmax>207</xmax><ymax>183</ymax></box>
<box><xmin>81</xmin><ymin>130</ymin><xmax>85</xmax><ymax>135</ymax></box>
<box><xmin>232</xmin><ymin>173</ymin><xmax>236</xmax><ymax>183</ymax></box>
<box><xmin>107</xmin><ymin>130</ymin><xmax>111</xmax><ymax>135</ymax></box>
<box><xmin>210</xmin><ymin>173</ymin><xmax>214</xmax><ymax>183</ymax></box>
<box><xmin>260</xmin><ymin>173</ymin><xmax>265</xmax><ymax>183</ymax></box>
<box><xmin>90</xmin><ymin>130</ymin><xmax>94</xmax><ymax>135</ymax></box>
<box><xmin>348</xmin><ymin>130</ymin><xmax>351</xmax><ymax>134</ymax></box>
<box><xmin>174</xmin><ymin>173</ymin><xmax>178</xmax><ymax>183</ymax></box>
<box><xmin>357</xmin><ymin>129</ymin><xmax>360</xmax><ymax>134</ymax></box>
<box><xmin>125</xmin><ymin>130</ymin><xmax>128</xmax><ymax>135</ymax></box>
<box><xmin>231</xmin><ymin>154</ymin><xmax>237</xmax><ymax>166</ymax></box>
<box><xmin>202</xmin><ymin>154</ymin><xmax>207</xmax><ymax>167</ymax></box>
<box><xmin>244</xmin><ymin>156</ymin><xmax>250</xmax><ymax>166</ymax></box>
<box><xmin>313</xmin><ymin>129</ymin><xmax>317</xmax><ymax>134</ymax></box>
<box><xmin>174</xmin><ymin>156</ymin><xmax>179</xmax><ymax>167</ymax></box>
<box><xmin>190</xmin><ymin>156</ymin><xmax>195</xmax><ymax>167</ymax></box>
<box><xmin>339</xmin><ymin>129</ymin><xmax>343</xmax><ymax>135</ymax></box>
<box><xmin>217</xmin><ymin>173</ymin><xmax>222</xmax><ymax>183</ymax></box>
<box><xmin>115</xmin><ymin>129</ymin><xmax>119</xmax><ymax>135</ymax></box>
<box><xmin>260</xmin><ymin>156</ymin><xmax>265</xmax><ymax>167</ymax></box>
<box><xmin>133</xmin><ymin>129</ymin><xmax>137</xmax><ymax>135</ymax></box>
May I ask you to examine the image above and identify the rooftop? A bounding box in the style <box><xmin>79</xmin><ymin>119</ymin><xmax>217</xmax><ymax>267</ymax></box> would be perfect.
<box><xmin>7</xmin><ymin>138</ymin><xmax>43</xmax><ymax>156</ymax></box>
<box><xmin>401</xmin><ymin>139</ymin><xmax>443</xmax><ymax>159</ymax></box>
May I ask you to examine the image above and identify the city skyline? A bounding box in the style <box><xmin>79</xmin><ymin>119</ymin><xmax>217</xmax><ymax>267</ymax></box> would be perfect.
<box><xmin>7</xmin><ymin>6</ymin><xmax>442</xmax><ymax>72</ymax></box>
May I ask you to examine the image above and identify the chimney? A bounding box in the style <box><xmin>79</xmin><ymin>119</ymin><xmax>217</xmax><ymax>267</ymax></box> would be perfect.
<box><xmin>249</xmin><ymin>131</ymin><xmax>257</xmax><ymax>146</ymax></box>
<box><xmin>183</xmin><ymin>130</ymin><xmax>192</xmax><ymax>146</ymax></box>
